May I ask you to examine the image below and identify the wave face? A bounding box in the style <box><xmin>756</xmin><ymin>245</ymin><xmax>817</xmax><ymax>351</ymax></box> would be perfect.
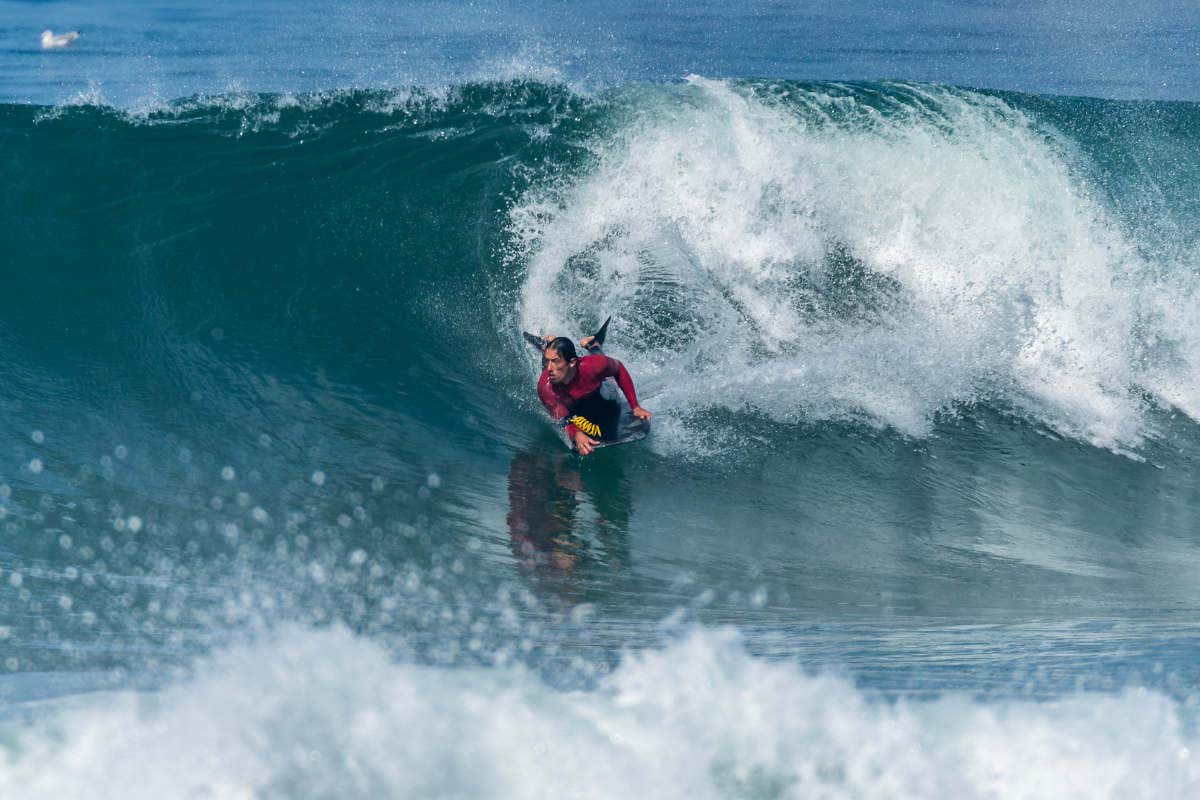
<box><xmin>8</xmin><ymin>80</ymin><xmax>1200</xmax><ymax>453</ymax></box>
<box><xmin>4</xmin><ymin>78</ymin><xmax>1200</xmax><ymax>793</ymax></box>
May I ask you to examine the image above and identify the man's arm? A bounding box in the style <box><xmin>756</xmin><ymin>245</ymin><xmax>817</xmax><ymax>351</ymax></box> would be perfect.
<box><xmin>537</xmin><ymin>372</ymin><xmax>579</xmax><ymax>438</ymax></box>
<box><xmin>538</xmin><ymin>373</ymin><xmax>602</xmax><ymax>453</ymax></box>
<box><xmin>599</xmin><ymin>357</ymin><xmax>638</xmax><ymax>407</ymax></box>
<box><xmin>600</xmin><ymin>357</ymin><xmax>651</xmax><ymax>419</ymax></box>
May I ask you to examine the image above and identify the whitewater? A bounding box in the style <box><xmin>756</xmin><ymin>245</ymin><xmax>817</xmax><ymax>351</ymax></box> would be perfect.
<box><xmin>3</xmin><ymin>2</ymin><xmax>1200</xmax><ymax>798</ymax></box>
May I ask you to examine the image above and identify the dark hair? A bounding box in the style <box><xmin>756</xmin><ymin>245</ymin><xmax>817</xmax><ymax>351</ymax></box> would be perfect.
<box><xmin>544</xmin><ymin>337</ymin><xmax>577</xmax><ymax>361</ymax></box>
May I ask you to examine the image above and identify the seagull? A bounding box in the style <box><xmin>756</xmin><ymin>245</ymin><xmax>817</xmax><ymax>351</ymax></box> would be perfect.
<box><xmin>41</xmin><ymin>29</ymin><xmax>80</xmax><ymax>50</ymax></box>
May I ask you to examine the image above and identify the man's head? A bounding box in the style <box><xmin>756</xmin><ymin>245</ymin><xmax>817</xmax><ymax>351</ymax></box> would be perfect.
<box><xmin>543</xmin><ymin>337</ymin><xmax>578</xmax><ymax>385</ymax></box>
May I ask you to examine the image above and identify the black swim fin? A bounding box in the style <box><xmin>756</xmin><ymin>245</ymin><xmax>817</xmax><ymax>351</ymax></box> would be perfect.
<box><xmin>592</xmin><ymin>316</ymin><xmax>611</xmax><ymax>347</ymax></box>
<box><xmin>524</xmin><ymin>318</ymin><xmax>609</xmax><ymax>351</ymax></box>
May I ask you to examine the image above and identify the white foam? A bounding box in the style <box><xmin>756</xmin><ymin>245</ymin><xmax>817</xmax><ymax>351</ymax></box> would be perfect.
<box><xmin>40</xmin><ymin>30</ymin><xmax>80</xmax><ymax>51</ymax></box>
<box><xmin>0</xmin><ymin>626</ymin><xmax>1195</xmax><ymax>799</ymax></box>
<box><xmin>512</xmin><ymin>77</ymin><xmax>1198</xmax><ymax>453</ymax></box>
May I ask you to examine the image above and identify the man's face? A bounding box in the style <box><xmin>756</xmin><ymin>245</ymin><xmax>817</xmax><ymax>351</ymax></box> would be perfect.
<box><xmin>544</xmin><ymin>346</ymin><xmax>576</xmax><ymax>385</ymax></box>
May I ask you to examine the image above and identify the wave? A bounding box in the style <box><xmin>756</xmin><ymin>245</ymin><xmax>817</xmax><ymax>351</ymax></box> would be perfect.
<box><xmin>9</xmin><ymin>76</ymin><xmax>1198</xmax><ymax>458</ymax></box>
<box><xmin>1</xmin><ymin>625</ymin><xmax>1196</xmax><ymax>799</ymax></box>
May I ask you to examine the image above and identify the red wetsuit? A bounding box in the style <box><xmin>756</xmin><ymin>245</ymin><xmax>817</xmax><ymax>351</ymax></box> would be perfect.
<box><xmin>537</xmin><ymin>355</ymin><xmax>639</xmax><ymax>439</ymax></box>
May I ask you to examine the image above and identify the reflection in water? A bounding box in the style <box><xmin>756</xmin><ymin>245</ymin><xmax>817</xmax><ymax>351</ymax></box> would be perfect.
<box><xmin>506</xmin><ymin>446</ymin><xmax>632</xmax><ymax>606</ymax></box>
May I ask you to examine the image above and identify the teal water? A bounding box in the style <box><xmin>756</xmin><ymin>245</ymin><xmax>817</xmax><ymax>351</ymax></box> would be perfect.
<box><xmin>6</xmin><ymin>0</ymin><xmax>1200</xmax><ymax>104</ymax></box>
<box><xmin>3</xmin><ymin>76</ymin><xmax>1200</xmax><ymax>796</ymax></box>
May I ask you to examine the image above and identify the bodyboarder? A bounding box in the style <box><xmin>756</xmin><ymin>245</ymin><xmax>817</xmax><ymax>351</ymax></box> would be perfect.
<box><xmin>537</xmin><ymin>335</ymin><xmax>652</xmax><ymax>455</ymax></box>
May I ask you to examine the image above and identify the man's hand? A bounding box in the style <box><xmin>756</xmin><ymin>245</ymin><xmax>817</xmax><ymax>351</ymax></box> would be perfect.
<box><xmin>631</xmin><ymin>405</ymin><xmax>652</xmax><ymax>421</ymax></box>
<box><xmin>572</xmin><ymin>429</ymin><xmax>600</xmax><ymax>455</ymax></box>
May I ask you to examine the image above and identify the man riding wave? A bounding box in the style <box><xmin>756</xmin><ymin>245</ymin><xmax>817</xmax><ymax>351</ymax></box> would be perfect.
<box><xmin>537</xmin><ymin>335</ymin><xmax>652</xmax><ymax>455</ymax></box>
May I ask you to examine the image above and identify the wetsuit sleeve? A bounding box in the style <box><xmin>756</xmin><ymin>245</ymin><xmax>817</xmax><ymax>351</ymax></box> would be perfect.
<box><xmin>601</xmin><ymin>356</ymin><xmax>640</xmax><ymax>408</ymax></box>
<box><xmin>537</xmin><ymin>372</ymin><xmax>578</xmax><ymax>438</ymax></box>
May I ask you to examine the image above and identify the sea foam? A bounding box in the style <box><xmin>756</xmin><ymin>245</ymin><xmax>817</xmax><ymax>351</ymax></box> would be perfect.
<box><xmin>513</xmin><ymin>78</ymin><xmax>1200</xmax><ymax>454</ymax></box>
<box><xmin>0</xmin><ymin>626</ymin><xmax>1195</xmax><ymax>799</ymax></box>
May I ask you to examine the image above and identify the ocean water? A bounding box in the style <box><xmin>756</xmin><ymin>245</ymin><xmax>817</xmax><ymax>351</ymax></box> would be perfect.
<box><xmin>3</xmin><ymin>3</ymin><xmax>1200</xmax><ymax>798</ymax></box>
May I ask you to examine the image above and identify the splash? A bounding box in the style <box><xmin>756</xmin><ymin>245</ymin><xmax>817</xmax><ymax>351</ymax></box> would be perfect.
<box><xmin>513</xmin><ymin>78</ymin><xmax>1200</xmax><ymax>453</ymax></box>
<box><xmin>1</xmin><ymin>626</ymin><xmax>1195</xmax><ymax>799</ymax></box>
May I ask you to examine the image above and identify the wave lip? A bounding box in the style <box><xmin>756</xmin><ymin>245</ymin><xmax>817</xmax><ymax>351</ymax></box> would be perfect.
<box><xmin>1</xmin><ymin>626</ymin><xmax>1196</xmax><ymax>799</ymax></box>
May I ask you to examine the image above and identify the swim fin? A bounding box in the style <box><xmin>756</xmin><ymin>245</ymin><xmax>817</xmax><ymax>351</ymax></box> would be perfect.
<box><xmin>592</xmin><ymin>316</ymin><xmax>611</xmax><ymax>347</ymax></box>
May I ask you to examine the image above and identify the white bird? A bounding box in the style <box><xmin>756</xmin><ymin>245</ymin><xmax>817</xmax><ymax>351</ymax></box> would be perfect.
<box><xmin>41</xmin><ymin>29</ymin><xmax>80</xmax><ymax>50</ymax></box>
